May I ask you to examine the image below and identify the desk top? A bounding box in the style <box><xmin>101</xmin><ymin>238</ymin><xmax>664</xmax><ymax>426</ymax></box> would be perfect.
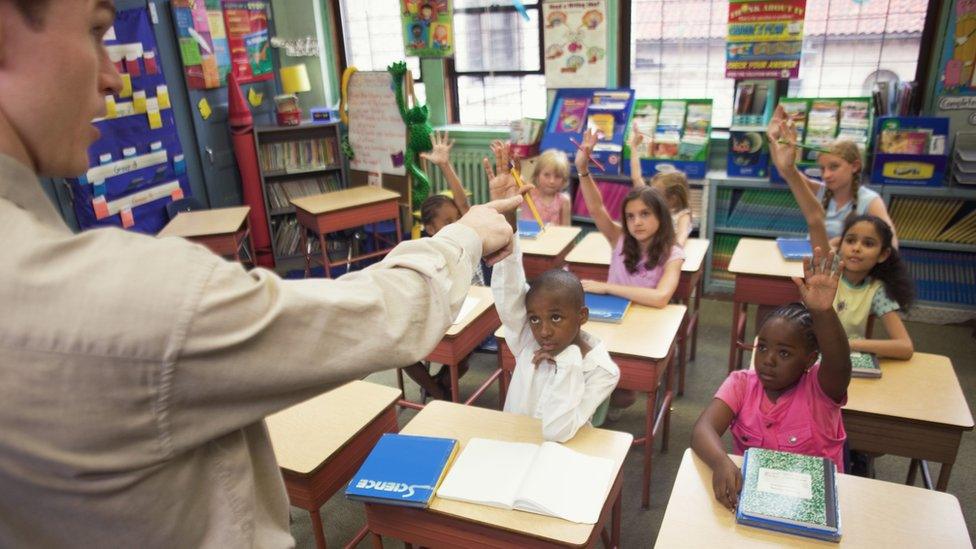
<box><xmin>402</xmin><ymin>401</ymin><xmax>633</xmax><ymax>546</ymax></box>
<box><xmin>519</xmin><ymin>225</ymin><xmax>582</xmax><ymax>257</ymax></box>
<box><xmin>291</xmin><ymin>186</ymin><xmax>400</xmax><ymax>215</ymax></box>
<box><xmin>847</xmin><ymin>353</ymin><xmax>974</xmax><ymax>429</ymax></box>
<box><xmin>446</xmin><ymin>286</ymin><xmax>495</xmax><ymax>337</ymax></box>
<box><xmin>266</xmin><ymin>381</ymin><xmax>401</xmax><ymax>474</ymax></box>
<box><xmin>496</xmin><ymin>303</ymin><xmax>686</xmax><ymax>361</ymax></box>
<box><xmin>655</xmin><ymin>449</ymin><xmax>971</xmax><ymax>548</ymax></box>
<box><xmin>157</xmin><ymin>206</ymin><xmax>250</xmax><ymax>238</ymax></box>
<box><xmin>728</xmin><ymin>238</ymin><xmax>804</xmax><ymax>278</ymax></box>
<box><xmin>564</xmin><ymin>233</ymin><xmax>709</xmax><ymax>273</ymax></box>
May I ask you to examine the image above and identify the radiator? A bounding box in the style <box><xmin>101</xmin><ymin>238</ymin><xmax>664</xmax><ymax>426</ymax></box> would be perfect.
<box><xmin>425</xmin><ymin>148</ymin><xmax>491</xmax><ymax>205</ymax></box>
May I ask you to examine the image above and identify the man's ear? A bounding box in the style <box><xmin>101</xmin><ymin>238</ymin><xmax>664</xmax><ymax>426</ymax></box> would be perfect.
<box><xmin>579</xmin><ymin>306</ymin><xmax>589</xmax><ymax>326</ymax></box>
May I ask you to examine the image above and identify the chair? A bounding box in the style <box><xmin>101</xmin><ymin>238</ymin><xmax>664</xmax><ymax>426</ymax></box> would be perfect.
<box><xmin>165</xmin><ymin>196</ymin><xmax>204</xmax><ymax>220</ymax></box>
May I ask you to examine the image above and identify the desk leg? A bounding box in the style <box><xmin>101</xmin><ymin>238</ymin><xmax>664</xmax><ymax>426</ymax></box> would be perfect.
<box><xmin>370</xmin><ymin>533</ymin><xmax>383</xmax><ymax>549</ymax></box>
<box><xmin>691</xmin><ymin>275</ymin><xmax>703</xmax><ymax>360</ymax></box>
<box><xmin>318</xmin><ymin>233</ymin><xmax>332</xmax><ymax>279</ymax></box>
<box><xmin>728</xmin><ymin>301</ymin><xmax>747</xmax><ymax>372</ymax></box>
<box><xmin>300</xmin><ymin>229</ymin><xmax>311</xmax><ymax>278</ymax></box>
<box><xmin>642</xmin><ymin>386</ymin><xmax>655</xmax><ymax>509</ymax></box>
<box><xmin>936</xmin><ymin>462</ymin><xmax>952</xmax><ymax>491</ymax></box>
<box><xmin>309</xmin><ymin>508</ymin><xmax>327</xmax><ymax>549</ymax></box>
<box><xmin>448</xmin><ymin>363</ymin><xmax>460</xmax><ymax>403</ymax></box>
<box><xmin>677</xmin><ymin>309</ymin><xmax>688</xmax><ymax>397</ymax></box>
<box><xmin>611</xmin><ymin>490</ymin><xmax>621</xmax><ymax>548</ymax></box>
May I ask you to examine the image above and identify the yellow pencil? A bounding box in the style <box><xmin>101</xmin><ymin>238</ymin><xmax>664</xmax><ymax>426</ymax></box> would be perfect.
<box><xmin>509</xmin><ymin>162</ymin><xmax>545</xmax><ymax>232</ymax></box>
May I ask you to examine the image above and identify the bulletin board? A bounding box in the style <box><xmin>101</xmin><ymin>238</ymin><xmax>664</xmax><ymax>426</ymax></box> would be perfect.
<box><xmin>69</xmin><ymin>7</ymin><xmax>191</xmax><ymax>234</ymax></box>
<box><xmin>542</xmin><ymin>0</ymin><xmax>608</xmax><ymax>89</ymax></box>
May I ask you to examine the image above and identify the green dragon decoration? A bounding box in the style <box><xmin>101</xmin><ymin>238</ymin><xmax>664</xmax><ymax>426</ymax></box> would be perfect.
<box><xmin>388</xmin><ymin>61</ymin><xmax>433</xmax><ymax>210</ymax></box>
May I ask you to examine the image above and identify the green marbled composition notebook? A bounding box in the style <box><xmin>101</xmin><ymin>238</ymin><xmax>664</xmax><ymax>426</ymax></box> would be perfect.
<box><xmin>737</xmin><ymin>448</ymin><xmax>841</xmax><ymax>542</ymax></box>
<box><xmin>850</xmin><ymin>351</ymin><xmax>881</xmax><ymax>378</ymax></box>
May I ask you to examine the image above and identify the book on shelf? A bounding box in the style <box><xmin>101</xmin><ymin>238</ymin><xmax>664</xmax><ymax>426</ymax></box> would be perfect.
<box><xmin>631</xmin><ymin>103</ymin><xmax>658</xmax><ymax>158</ymax></box>
<box><xmin>435</xmin><ymin>437</ymin><xmax>616</xmax><ymax>524</ymax></box>
<box><xmin>736</xmin><ymin>447</ymin><xmax>841</xmax><ymax>543</ymax></box>
<box><xmin>267</xmin><ymin>174</ymin><xmax>341</xmax><ymax>210</ymax></box>
<box><xmin>850</xmin><ymin>351</ymin><xmax>881</xmax><ymax>378</ymax></box>
<box><xmin>584</xmin><ymin>293</ymin><xmax>631</xmax><ymax>323</ymax></box>
<box><xmin>555</xmin><ymin>98</ymin><xmax>589</xmax><ymax>133</ymax></box>
<box><xmin>259</xmin><ymin>136</ymin><xmax>339</xmax><ymax>173</ymax></box>
<box><xmin>776</xmin><ymin>237</ymin><xmax>813</xmax><ymax>261</ymax></box>
<box><xmin>346</xmin><ymin>433</ymin><xmax>459</xmax><ymax>508</ymax></box>
<box><xmin>878</xmin><ymin>129</ymin><xmax>931</xmax><ymax>154</ymax></box>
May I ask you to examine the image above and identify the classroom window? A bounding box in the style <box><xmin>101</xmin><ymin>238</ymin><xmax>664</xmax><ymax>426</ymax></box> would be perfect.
<box><xmin>629</xmin><ymin>0</ymin><xmax>929</xmax><ymax>128</ymax></box>
<box><xmin>337</xmin><ymin>0</ymin><xmax>426</xmax><ymax>104</ymax></box>
<box><xmin>450</xmin><ymin>1</ymin><xmax>546</xmax><ymax>126</ymax></box>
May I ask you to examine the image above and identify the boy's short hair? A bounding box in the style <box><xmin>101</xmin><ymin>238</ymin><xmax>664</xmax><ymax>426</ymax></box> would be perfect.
<box><xmin>526</xmin><ymin>269</ymin><xmax>584</xmax><ymax>310</ymax></box>
<box><xmin>420</xmin><ymin>194</ymin><xmax>456</xmax><ymax>226</ymax></box>
<box><xmin>533</xmin><ymin>149</ymin><xmax>570</xmax><ymax>186</ymax></box>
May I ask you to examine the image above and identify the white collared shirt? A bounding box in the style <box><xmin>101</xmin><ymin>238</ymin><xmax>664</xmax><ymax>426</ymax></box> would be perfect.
<box><xmin>492</xmin><ymin>237</ymin><xmax>620</xmax><ymax>442</ymax></box>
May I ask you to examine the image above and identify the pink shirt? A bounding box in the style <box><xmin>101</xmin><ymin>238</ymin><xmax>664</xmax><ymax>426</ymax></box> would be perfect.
<box><xmin>520</xmin><ymin>190</ymin><xmax>570</xmax><ymax>225</ymax></box>
<box><xmin>715</xmin><ymin>365</ymin><xmax>847</xmax><ymax>471</ymax></box>
<box><xmin>607</xmin><ymin>239</ymin><xmax>685</xmax><ymax>288</ymax></box>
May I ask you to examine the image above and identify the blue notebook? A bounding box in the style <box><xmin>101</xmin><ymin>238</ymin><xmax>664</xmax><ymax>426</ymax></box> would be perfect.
<box><xmin>517</xmin><ymin>219</ymin><xmax>545</xmax><ymax>239</ymax></box>
<box><xmin>585</xmin><ymin>293</ymin><xmax>631</xmax><ymax>323</ymax></box>
<box><xmin>345</xmin><ymin>433</ymin><xmax>458</xmax><ymax>508</ymax></box>
<box><xmin>776</xmin><ymin>237</ymin><xmax>813</xmax><ymax>261</ymax></box>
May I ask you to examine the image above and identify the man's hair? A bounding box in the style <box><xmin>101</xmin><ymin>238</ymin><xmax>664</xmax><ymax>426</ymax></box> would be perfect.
<box><xmin>4</xmin><ymin>0</ymin><xmax>50</xmax><ymax>29</ymax></box>
<box><xmin>526</xmin><ymin>269</ymin><xmax>584</xmax><ymax>310</ymax></box>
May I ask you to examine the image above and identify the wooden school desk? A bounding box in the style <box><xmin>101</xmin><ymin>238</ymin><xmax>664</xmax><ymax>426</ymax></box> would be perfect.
<box><xmin>397</xmin><ymin>286</ymin><xmax>501</xmax><ymax>408</ymax></box>
<box><xmin>265</xmin><ymin>381</ymin><xmax>401</xmax><ymax>549</ymax></box>
<box><xmin>727</xmin><ymin>238</ymin><xmax>802</xmax><ymax>372</ymax></box>
<box><xmin>157</xmin><ymin>206</ymin><xmax>255</xmax><ymax>264</ymax></box>
<box><xmin>291</xmin><ymin>186</ymin><xmax>401</xmax><ymax>278</ymax></box>
<box><xmin>845</xmin><ymin>353</ymin><xmax>974</xmax><ymax>492</ymax></box>
<box><xmin>519</xmin><ymin>225</ymin><xmax>582</xmax><ymax>279</ymax></box>
<box><xmin>565</xmin><ymin>234</ymin><xmax>711</xmax><ymax>396</ymax></box>
<box><xmin>655</xmin><ymin>449</ymin><xmax>971</xmax><ymax>548</ymax></box>
<box><xmin>364</xmin><ymin>401</ymin><xmax>633</xmax><ymax>548</ymax></box>
<box><xmin>496</xmin><ymin>303</ymin><xmax>687</xmax><ymax>508</ymax></box>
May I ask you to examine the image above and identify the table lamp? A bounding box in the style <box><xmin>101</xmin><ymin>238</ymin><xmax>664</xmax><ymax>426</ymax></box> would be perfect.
<box><xmin>277</xmin><ymin>64</ymin><xmax>311</xmax><ymax>126</ymax></box>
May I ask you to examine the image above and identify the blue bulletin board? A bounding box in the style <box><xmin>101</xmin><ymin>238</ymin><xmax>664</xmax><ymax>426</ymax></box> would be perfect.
<box><xmin>69</xmin><ymin>7</ymin><xmax>192</xmax><ymax>234</ymax></box>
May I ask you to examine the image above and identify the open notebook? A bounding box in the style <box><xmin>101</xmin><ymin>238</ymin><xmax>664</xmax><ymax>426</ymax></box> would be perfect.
<box><xmin>436</xmin><ymin>438</ymin><xmax>616</xmax><ymax>524</ymax></box>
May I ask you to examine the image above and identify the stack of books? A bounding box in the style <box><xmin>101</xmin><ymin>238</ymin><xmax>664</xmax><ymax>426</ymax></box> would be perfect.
<box><xmin>736</xmin><ymin>447</ymin><xmax>841</xmax><ymax>542</ymax></box>
<box><xmin>259</xmin><ymin>136</ymin><xmax>339</xmax><ymax>174</ymax></box>
<box><xmin>710</xmin><ymin>234</ymin><xmax>743</xmax><ymax>282</ymax></box>
<box><xmin>888</xmin><ymin>197</ymin><xmax>973</xmax><ymax>243</ymax></box>
<box><xmin>267</xmin><ymin>174</ymin><xmax>342</xmax><ymax>210</ymax></box>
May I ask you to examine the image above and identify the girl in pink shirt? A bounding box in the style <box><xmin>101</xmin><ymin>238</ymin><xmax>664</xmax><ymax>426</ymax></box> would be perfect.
<box><xmin>691</xmin><ymin>247</ymin><xmax>852</xmax><ymax>511</ymax></box>
<box><xmin>519</xmin><ymin>148</ymin><xmax>572</xmax><ymax>226</ymax></box>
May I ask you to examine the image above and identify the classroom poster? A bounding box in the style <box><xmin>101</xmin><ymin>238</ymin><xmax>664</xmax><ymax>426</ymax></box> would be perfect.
<box><xmin>70</xmin><ymin>7</ymin><xmax>191</xmax><ymax>234</ymax></box>
<box><xmin>934</xmin><ymin>1</ymin><xmax>976</xmax><ymax>152</ymax></box>
<box><xmin>401</xmin><ymin>0</ymin><xmax>454</xmax><ymax>58</ymax></box>
<box><xmin>346</xmin><ymin>72</ymin><xmax>407</xmax><ymax>176</ymax></box>
<box><xmin>222</xmin><ymin>0</ymin><xmax>273</xmax><ymax>84</ymax></box>
<box><xmin>726</xmin><ymin>0</ymin><xmax>805</xmax><ymax>79</ymax></box>
<box><xmin>171</xmin><ymin>0</ymin><xmax>231</xmax><ymax>89</ymax></box>
<box><xmin>542</xmin><ymin>0</ymin><xmax>608</xmax><ymax>88</ymax></box>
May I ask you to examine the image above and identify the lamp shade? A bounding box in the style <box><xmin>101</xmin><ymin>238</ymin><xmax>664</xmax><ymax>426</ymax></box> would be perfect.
<box><xmin>280</xmin><ymin>64</ymin><xmax>311</xmax><ymax>95</ymax></box>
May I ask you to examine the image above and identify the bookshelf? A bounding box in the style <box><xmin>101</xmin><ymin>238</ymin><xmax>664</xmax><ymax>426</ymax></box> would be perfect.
<box><xmin>254</xmin><ymin>122</ymin><xmax>347</xmax><ymax>269</ymax></box>
<box><xmin>703</xmin><ymin>170</ymin><xmax>976</xmax><ymax>313</ymax></box>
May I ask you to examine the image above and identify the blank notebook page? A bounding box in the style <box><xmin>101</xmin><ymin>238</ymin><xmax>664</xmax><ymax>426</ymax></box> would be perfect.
<box><xmin>515</xmin><ymin>441</ymin><xmax>616</xmax><ymax>524</ymax></box>
<box><xmin>436</xmin><ymin>438</ymin><xmax>539</xmax><ymax>509</ymax></box>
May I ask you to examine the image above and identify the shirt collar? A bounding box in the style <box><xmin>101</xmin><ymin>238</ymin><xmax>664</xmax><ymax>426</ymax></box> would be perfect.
<box><xmin>0</xmin><ymin>153</ymin><xmax>70</xmax><ymax>231</ymax></box>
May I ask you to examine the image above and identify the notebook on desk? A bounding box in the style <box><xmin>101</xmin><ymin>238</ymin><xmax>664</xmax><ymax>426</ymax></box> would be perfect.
<box><xmin>436</xmin><ymin>438</ymin><xmax>616</xmax><ymax>524</ymax></box>
<box><xmin>776</xmin><ymin>238</ymin><xmax>813</xmax><ymax>261</ymax></box>
<box><xmin>517</xmin><ymin>219</ymin><xmax>546</xmax><ymax>239</ymax></box>
<box><xmin>346</xmin><ymin>433</ymin><xmax>458</xmax><ymax>508</ymax></box>
<box><xmin>737</xmin><ymin>447</ymin><xmax>841</xmax><ymax>542</ymax></box>
<box><xmin>585</xmin><ymin>293</ymin><xmax>631</xmax><ymax>323</ymax></box>
<box><xmin>850</xmin><ymin>351</ymin><xmax>881</xmax><ymax>378</ymax></box>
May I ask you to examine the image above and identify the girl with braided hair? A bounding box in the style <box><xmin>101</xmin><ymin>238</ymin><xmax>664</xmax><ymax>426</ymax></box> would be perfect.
<box><xmin>768</xmin><ymin>105</ymin><xmax>898</xmax><ymax>250</ymax></box>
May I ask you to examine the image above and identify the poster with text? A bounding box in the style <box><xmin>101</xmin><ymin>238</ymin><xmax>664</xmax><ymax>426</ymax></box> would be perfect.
<box><xmin>726</xmin><ymin>0</ymin><xmax>805</xmax><ymax>79</ymax></box>
<box><xmin>543</xmin><ymin>0</ymin><xmax>608</xmax><ymax>89</ymax></box>
<box><xmin>222</xmin><ymin>0</ymin><xmax>273</xmax><ymax>84</ymax></box>
<box><xmin>171</xmin><ymin>0</ymin><xmax>231</xmax><ymax>88</ymax></box>
<box><xmin>401</xmin><ymin>0</ymin><xmax>454</xmax><ymax>58</ymax></box>
<box><xmin>347</xmin><ymin>72</ymin><xmax>407</xmax><ymax>176</ymax></box>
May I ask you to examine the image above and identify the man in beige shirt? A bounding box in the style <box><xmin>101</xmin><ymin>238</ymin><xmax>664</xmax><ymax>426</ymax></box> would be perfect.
<box><xmin>0</xmin><ymin>1</ymin><xmax>521</xmax><ymax>546</ymax></box>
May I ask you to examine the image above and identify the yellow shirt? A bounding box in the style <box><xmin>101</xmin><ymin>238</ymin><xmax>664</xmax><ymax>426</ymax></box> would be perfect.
<box><xmin>834</xmin><ymin>276</ymin><xmax>900</xmax><ymax>338</ymax></box>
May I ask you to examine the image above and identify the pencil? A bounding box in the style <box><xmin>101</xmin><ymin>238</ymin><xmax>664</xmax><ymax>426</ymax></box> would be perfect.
<box><xmin>568</xmin><ymin>137</ymin><xmax>607</xmax><ymax>172</ymax></box>
<box><xmin>777</xmin><ymin>139</ymin><xmax>831</xmax><ymax>155</ymax></box>
<box><xmin>509</xmin><ymin>161</ymin><xmax>545</xmax><ymax>232</ymax></box>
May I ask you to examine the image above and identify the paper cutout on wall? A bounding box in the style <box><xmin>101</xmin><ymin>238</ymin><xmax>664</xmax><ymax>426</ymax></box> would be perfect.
<box><xmin>222</xmin><ymin>0</ymin><xmax>273</xmax><ymax>84</ymax></box>
<box><xmin>401</xmin><ymin>0</ymin><xmax>454</xmax><ymax>58</ymax></box>
<box><xmin>198</xmin><ymin>97</ymin><xmax>213</xmax><ymax>120</ymax></box>
<box><xmin>172</xmin><ymin>0</ymin><xmax>231</xmax><ymax>88</ymax></box>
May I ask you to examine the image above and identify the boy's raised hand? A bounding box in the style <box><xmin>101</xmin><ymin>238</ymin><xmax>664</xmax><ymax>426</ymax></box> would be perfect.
<box><xmin>792</xmin><ymin>246</ymin><xmax>843</xmax><ymax>312</ymax></box>
<box><xmin>490</xmin><ymin>139</ymin><xmax>512</xmax><ymax>176</ymax></box>
<box><xmin>483</xmin><ymin>157</ymin><xmax>533</xmax><ymax>201</ymax></box>
<box><xmin>766</xmin><ymin>105</ymin><xmax>798</xmax><ymax>170</ymax></box>
<box><xmin>574</xmin><ymin>128</ymin><xmax>598</xmax><ymax>173</ymax></box>
<box><xmin>419</xmin><ymin>130</ymin><xmax>454</xmax><ymax>166</ymax></box>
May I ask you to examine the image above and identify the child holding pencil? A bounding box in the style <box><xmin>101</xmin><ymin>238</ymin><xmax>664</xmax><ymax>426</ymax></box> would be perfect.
<box><xmin>499</xmin><ymin>140</ymin><xmax>572</xmax><ymax>226</ymax></box>
<box><xmin>692</xmin><ymin>247</ymin><xmax>852</xmax><ymax>510</ymax></box>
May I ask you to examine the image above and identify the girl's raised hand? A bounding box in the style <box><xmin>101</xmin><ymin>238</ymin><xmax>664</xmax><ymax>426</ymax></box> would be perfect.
<box><xmin>628</xmin><ymin>122</ymin><xmax>644</xmax><ymax>151</ymax></box>
<box><xmin>792</xmin><ymin>246</ymin><xmax>844</xmax><ymax>312</ymax></box>
<box><xmin>419</xmin><ymin>130</ymin><xmax>454</xmax><ymax>166</ymax></box>
<box><xmin>574</xmin><ymin>129</ymin><xmax>598</xmax><ymax>172</ymax></box>
<box><xmin>484</xmin><ymin>157</ymin><xmax>532</xmax><ymax>201</ymax></box>
<box><xmin>489</xmin><ymin>139</ymin><xmax>512</xmax><ymax>177</ymax></box>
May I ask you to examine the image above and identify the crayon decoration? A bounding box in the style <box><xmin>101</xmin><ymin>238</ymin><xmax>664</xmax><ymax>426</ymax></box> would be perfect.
<box><xmin>144</xmin><ymin>50</ymin><xmax>158</xmax><ymax>75</ymax></box>
<box><xmin>119</xmin><ymin>73</ymin><xmax>132</xmax><ymax>98</ymax></box>
<box><xmin>147</xmin><ymin>108</ymin><xmax>163</xmax><ymax>130</ymax></box>
<box><xmin>132</xmin><ymin>90</ymin><xmax>147</xmax><ymax>114</ymax></box>
<box><xmin>157</xmin><ymin>85</ymin><xmax>171</xmax><ymax>110</ymax></box>
<box><xmin>125</xmin><ymin>56</ymin><xmax>141</xmax><ymax>77</ymax></box>
<box><xmin>509</xmin><ymin>160</ymin><xmax>545</xmax><ymax>232</ymax></box>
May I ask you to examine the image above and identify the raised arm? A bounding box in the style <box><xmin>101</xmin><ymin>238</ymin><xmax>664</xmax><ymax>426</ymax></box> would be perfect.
<box><xmin>792</xmin><ymin>247</ymin><xmax>852</xmax><ymax>402</ymax></box>
<box><xmin>421</xmin><ymin>130</ymin><xmax>470</xmax><ymax>214</ymax></box>
<box><xmin>691</xmin><ymin>399</ymin><xmax>742</xmax><ymax>511</ymax></box>
<box><xmin>767</xmin><ymin>110</ymin><xmax>830</xmax><ymax>252</ymax></box>
<box><xmin>575</xmin><ymin>129</ymin><xmax>623</xmax><ymax>244</ymax></box>
<box><xmin>628</xmin><ymin>122</ymin><xmax>647</xmax><ymax>188</ymax></box>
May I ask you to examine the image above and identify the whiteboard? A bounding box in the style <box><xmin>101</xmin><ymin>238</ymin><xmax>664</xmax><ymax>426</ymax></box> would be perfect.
<box><xmin>347</xmin><ymin>71</ymin><xmax>407</xmax><ymax>176</ymax></box>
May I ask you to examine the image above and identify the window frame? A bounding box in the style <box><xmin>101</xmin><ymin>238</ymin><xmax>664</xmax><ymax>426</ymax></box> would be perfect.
<box><xmin>445</xmin><ymin>2</ymin><xmax>546</xmax><ymax>124</ymax></box>
<box><xmin>330</xmin><ymin>0</ymin><xmax>425</xmax><ymax>86</ymax></box>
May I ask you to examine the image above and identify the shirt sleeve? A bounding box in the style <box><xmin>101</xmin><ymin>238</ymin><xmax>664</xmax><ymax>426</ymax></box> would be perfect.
<box><xmin>537</xmin><ymin>346</ymin><xmax>620</xmax><ymax>442</ymax></box>
<box><xmin>490</xmin><ymin>235</ymin><xmax>535</xmax><ymax>356</ymax></box>
<box><xmin>871</xmin><ymin>283</ymin><xmax>900</xmax><ymax>316</ymax></box>
<box><xmin>714</xmin><ymin>371</ymin><xmax>748</xmax><ymax>414</ymax></box>
<box><xmin>667</xmin><ymin>244</ymin><xmax>686</xmax><ymax>263</ymax></box>
<box><xmin>165</xmin><ymin>223</ymin><xmax>482</xmax><ymax>455</ymax></box>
